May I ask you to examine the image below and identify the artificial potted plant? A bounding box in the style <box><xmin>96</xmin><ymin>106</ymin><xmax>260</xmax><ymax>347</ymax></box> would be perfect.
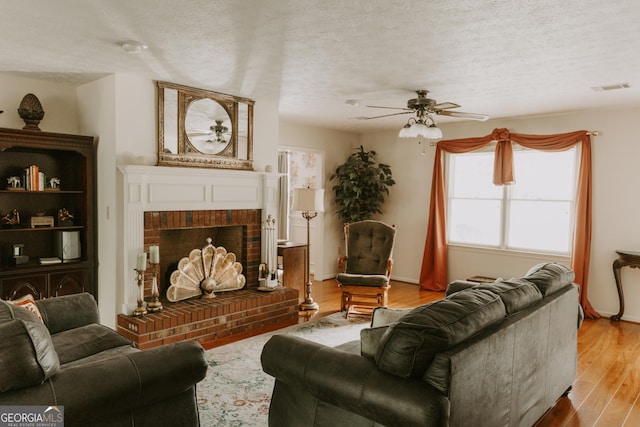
<box><xmin>330</xmin><ymin>145</ymin><xmax>395</xmax><ymax>223</ymax></box>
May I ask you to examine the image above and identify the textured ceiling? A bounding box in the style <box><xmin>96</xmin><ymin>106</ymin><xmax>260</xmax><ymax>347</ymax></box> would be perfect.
<box><xmin>2</xmin><ymin>0</ymin><xmax>640</xmax><ymax>133</ymax></box>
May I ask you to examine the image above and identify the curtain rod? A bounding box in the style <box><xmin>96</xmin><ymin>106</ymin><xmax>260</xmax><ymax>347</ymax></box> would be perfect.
<box><xmin>430</xmin><ymin>130</ymin><xmax>600</xmax><ymax>145</ymax></box>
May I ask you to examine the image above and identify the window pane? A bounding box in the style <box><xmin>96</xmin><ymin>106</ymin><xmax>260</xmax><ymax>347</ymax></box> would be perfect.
<box><xmin>448</xmin><ymin>199</ymin><xmax>501</xmax><ymax>246</ymax></box>
<box><xmin>449</xmin><ymin>153</ymin><xmax>502</xmax><ymax>198</ymax></box>
<box><xmin>507</xmin><ymin>201</ymin><xmax>571</xmax><ymax>252</ymax></box>
<box><xmin>510</xmin><ymin>149</ymin><xmax>575</xmax><ymax>200</ymax></box>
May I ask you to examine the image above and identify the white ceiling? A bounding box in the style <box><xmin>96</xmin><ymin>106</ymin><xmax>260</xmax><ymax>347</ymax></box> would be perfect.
<box><xmin>2</xmin><ymin>0</ymin><xmax>640</xmax><ymax>133</ymax></box>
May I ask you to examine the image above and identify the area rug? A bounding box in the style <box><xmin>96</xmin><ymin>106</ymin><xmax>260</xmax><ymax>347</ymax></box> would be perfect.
<box><xmin>197</xmin><ymin>312</ymin><xmax>371</xmax><ymax>426</ymax></box>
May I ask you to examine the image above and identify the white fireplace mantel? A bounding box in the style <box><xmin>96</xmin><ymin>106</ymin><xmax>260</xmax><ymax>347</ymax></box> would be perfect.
<box><xmin>117</xmin><ymin>165</ymin><xmax>282</xmax><ymax>314</ymax></box>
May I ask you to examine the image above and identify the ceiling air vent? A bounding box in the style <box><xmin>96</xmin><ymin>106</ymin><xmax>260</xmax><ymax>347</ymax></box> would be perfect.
<box><xmin>591</xmin><ymin>83</ymin><xmax>631</xmax><ymax>91</ymax></box>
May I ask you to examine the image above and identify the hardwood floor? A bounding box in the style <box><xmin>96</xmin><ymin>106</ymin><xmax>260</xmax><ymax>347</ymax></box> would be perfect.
<box><xmin>304</xmin><ymin>277</ymin><xmax>442</xmax><ymax>318</ymax></box>
<box><xmin>307</xmin><ymin>279</ymin><xmax>640</xmax><ymax>426</ymax></box>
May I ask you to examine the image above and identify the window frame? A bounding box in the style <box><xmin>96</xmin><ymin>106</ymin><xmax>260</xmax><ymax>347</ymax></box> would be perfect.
<box><xmin>445</xmin><ymin>144</ymin><xmax>579</xmax><ymax>256</ymax></box>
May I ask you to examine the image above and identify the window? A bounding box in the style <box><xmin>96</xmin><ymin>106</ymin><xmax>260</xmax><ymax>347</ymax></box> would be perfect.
<box><xmin>446</xmin><ymin>146</ymin><xmax>577</xmax><ymax>254</ymax></box>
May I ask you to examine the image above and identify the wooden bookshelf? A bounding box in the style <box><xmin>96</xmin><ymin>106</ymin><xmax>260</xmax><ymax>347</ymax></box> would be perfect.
<box><xmin>0</xmin><ymin>127</ymin><xmax>97</xmax><ymax>300</ymax></box>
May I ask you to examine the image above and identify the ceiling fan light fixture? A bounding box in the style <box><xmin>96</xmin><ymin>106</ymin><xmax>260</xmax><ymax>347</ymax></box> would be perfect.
<box><xmin>399</xmin><ymin>114</ymin><xmax>442</xmax><ymax>140</ymax></box>
<box><xmin>398</xmin><ymin>122</ymin><xmax>412</xmax><ymax>138</ymax></box>
<box><xmin>408</xmin><ymin>122</ymin><xmax>429</xmax><ymax>138</ymax></box>
<box><xmin>424</xmin><ymin>123</ymin><xmax>443</xmax><ymax>140</ymax></box>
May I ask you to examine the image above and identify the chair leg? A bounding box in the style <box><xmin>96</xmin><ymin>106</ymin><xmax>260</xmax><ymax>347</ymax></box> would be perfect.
<box><xmin>380</xmin><ymin>289</ymin><xmax>389</xmax><ymax>307</ymax></box>
<box><xmin>343</xmin><ymin>291</ymin><xmax>352</xmax><ymax>318</ymax></box>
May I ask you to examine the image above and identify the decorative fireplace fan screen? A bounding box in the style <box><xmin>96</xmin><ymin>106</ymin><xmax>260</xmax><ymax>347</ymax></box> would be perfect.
<box><xmin>166</xmin><ymin>238</ymin><xmax>246</xmax><ymax>302</ymax></box>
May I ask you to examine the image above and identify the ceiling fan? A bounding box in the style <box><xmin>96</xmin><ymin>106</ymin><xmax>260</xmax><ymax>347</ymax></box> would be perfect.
<box><xmin>187</xmin><ymin>120</ymin><xmax>231</xmax><ymax>144</ymax></box>
<box><xmin>354</xmin><ymin>90</ymin><xmax>489</xmax><ymax>139</ymax></box>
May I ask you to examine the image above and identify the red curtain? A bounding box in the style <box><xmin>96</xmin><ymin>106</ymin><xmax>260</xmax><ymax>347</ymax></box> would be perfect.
<box><xmin>419</xmin><ymin>128</ymin><xmax>599</xmax><ymax>318</ymax></box>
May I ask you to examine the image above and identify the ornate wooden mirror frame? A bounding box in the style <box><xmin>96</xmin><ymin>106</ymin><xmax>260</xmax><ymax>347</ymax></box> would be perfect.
<box><xmin>157</xmin><ymin>81</ymin><xmax>254</xmax><ymax>170</ymax></box>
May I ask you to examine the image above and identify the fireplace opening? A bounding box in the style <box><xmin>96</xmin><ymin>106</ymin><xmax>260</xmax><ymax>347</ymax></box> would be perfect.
<box><xmin>143</xmin><ymin>209</ymin><xmax>262</xmax><ymax>297</ymax></box>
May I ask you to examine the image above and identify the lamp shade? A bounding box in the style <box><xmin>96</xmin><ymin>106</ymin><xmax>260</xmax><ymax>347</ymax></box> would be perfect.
<box><xmin>292</xmin><ymin>188</ymin><xmax>324</xmax><ymax>212</ymax></box>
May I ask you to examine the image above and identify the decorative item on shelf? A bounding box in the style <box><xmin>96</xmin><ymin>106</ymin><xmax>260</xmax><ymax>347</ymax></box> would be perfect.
<box><xmin>6</xmin><ymin>176</ymin><xmax>23</xmax><ymax>190</ymax></box>
<box><xmin>133</xmin><ymin>253</ymin><xmax>148</xmax><ymax>316</ymax></box>
<box><xmin>29</xmin><ymin>214</ymin><xmax>54</xmax><ymax>228</ymax></box>
<box><xmin>1</xmin><ymin>209</ymin><xmax>21</xmax><ymax>228</ymax></box>
<box><xmin>17</xmin><ymin>93</ymin><xmax>45</xmax><ymax>130</ymax></box>
<box><xmin>292</xmin><ymin>187</ymin><xmax>324</xmax><ymax>311</ymax></box>
<box><xmin>54</xmin><ymin>230</ymin><xmax>80</xmax><ymax>261</ymax></box>
<box><xmin>11</xmin><ymin>243</ymin><xmax>29</xmax><ymax>265</ymax></box>
<box><xmin>147</xmin><ymin>245</ymin><xmax>163</xmax><ymax>312</ymax></box>
<box><xmin>56</xmin><ymin>208</ymin><xmax>74</xmax><ymax>226</ymax></box>
<box><xmin>47</xmin><ymin>177</ymin><xmax>60</xmax><ymax>191</ymax></box>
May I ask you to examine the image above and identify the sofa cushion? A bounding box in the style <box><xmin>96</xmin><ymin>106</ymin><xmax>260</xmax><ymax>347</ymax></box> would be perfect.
<box><xmin>360</xmin><ymin>326</ymin><xmax>389</xmax><ymax>360</ymax></box>
<box><xmin>472</xmin><ymin>278</ymin><xmax>543</xmax><ymax>315</ymax></box>
<box><xmin>0</xmin><ymin>301</ymin><xmax>60</xmax><ymax>392</ymax></box>
<box><xmin>370</xmin><ymin>306</ymin><xmax>413</xmax><ymax>327</ymax></box>
<box><xmin>8</xmin><ymin>294</ymin><xmax>43</xmax><ymax>322</ymax></box>
<box><xmin>1</xmin><ymin>297</ymin><xmax>39</xmax><ymax>324</ymax></box>
<box><xmin>525</xmin><ymin>262</ymin><xmax>575</xmax><ymax>296</ymax></box>
<box><xmin>52</xmin><ymin>323</ymin><xmax>133</xmax><ymax>365</ymax></box>
<box><xmin>444</xmin><ymin>280</ymin><xmax>479</xmax><ymax>296</ymax></box>
<box><xmin>374</xmin><ymin>289</ymin><xmax>506</xmax><ymax>378</ymax></box>
<box><xmin>336</xmin><ymin>273</ymin><xmax>389</xmax><ymax>287</ymax></box>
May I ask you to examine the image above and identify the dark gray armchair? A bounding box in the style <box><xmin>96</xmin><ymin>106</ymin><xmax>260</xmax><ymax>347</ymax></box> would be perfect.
<box><xmin>336</xmin><ymin>220</ymin><xmax>396</xmax><ymax>317</ymax></box>
<box><xmin>0</xmin><ymin>293</ymin><xmax>207</xmax><ymax>427</ymax></box>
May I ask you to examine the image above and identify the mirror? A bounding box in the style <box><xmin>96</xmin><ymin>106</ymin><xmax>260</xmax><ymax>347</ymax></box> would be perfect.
<box><xmin>185</xmin><ymin>98</ymin><xmax>232</xmax><ymax>155</ymax></box>
<box><xmin>157</xmin><ymin>81</ymin><xmax>254</xmax><ymax>170</ymax></box>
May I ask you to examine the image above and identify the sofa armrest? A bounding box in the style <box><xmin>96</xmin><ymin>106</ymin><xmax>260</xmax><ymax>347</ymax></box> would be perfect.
<box><xmin>36</xmin><ymin>293</ymin><xmax>100</xmax><ymax>334</ymax></box>
<box><xmin>261</xmin><ymin>334</ymin><xmax>449</xmax><ymax>427</ymax></box>
<box><xmin>0</xmin><ymin>340</ymin><xmax>207</xmax><ymax>423</ymax></box>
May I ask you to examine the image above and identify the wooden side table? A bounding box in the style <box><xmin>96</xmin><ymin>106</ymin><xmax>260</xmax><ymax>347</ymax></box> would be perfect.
<box><xmin>278</xmin><ymin>242</ymin><xmax>307</xmax><ymax>303</ymax></box>
<box><xmin>611</xmin><ymin>250</ymin><xmax>640</xmax><ymax>321</ymax></box>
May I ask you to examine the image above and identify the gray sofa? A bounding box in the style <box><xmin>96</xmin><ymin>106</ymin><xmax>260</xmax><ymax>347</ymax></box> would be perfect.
<box><xmin>261</xmin><ymin>263</ymin><xmax>581</xmax><ymax>427</ymax></box>
<box><xmin>0</xmin><ymin>293</ymin><xmax>208</xmax><ymax>427</ymax></box>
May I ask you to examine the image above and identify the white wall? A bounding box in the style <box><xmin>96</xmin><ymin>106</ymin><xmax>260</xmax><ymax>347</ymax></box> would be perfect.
<box><xmin>77</xmin><ymin>75</ymin><xmax>118</xmax><ymax>328</ymax></box>
<box><xmin>359</xmin><ymin>135</ymin><xmax>435</xmax><ymax>283</ymax></box>
<box><xmin>0</xmin><ymin>73</ymin><xmax>283</xmax><ymax>327</ymax></box>
<box><xmin>0</xmin><ymin>73</ymin><xmax>79</xmax><ymax>133</ymax></box>
<box><xmin>278</xmin><ymin>120</ymin><xmax>360</xmax><ymax>280</ymax></box>
<box><xmin>4</xmin><ymin>73</ymin><xmax>640</xmax><ymax>322</ymax></box>
<box><xmin>357</xmin><ymin>107</ymin><xmax>640</xmax><ymax>322</ymax></box>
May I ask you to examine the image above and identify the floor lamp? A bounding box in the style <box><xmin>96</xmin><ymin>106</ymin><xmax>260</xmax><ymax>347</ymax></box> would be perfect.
<box><xmin>293</xmin><ymin>187</ymin><xmax>324</xmax><ymax>311</ymax></box>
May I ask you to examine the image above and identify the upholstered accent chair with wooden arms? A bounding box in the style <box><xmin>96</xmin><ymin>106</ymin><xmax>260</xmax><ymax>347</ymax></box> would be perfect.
<box><xmin>336</xmin><ymin>220</ymin><xmax>396</xmax><ymax>317</ymax></box>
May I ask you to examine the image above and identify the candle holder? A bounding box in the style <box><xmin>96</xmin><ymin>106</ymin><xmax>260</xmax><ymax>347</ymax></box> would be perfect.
<box><xmin>147</xmin><ymin>262</ymin><xmax>163</xmax><ymax>312</ymax></box>
<box><xmin>132</xmin><ymin>268</ymin><xmax>147</xmax><ymax>316</ymax></box>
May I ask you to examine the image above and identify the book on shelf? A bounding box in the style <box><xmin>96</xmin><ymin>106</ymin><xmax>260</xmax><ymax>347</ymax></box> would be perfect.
<box><xmin>39</xmin><ymin>257</ymin><xmax>62</xmax><ymax>265</ymax></box>
<box><xmin>23</xmin><ymin>165</ymin><xmax>46</xmax><ymax>191</ymax></box>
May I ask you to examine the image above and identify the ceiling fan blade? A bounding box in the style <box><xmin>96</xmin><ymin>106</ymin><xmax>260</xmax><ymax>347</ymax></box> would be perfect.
<box><xmin>365</xmin><ymin>105</ymin><xmax>411</xmax><ymax>111</ymax></box>
<box><xmin>431</xmin><ymin>102</ymin><xmax>460</xmax><ymax>110</ymax></box>
<box><xmin>187</xmin><ymin>131</ymin><xmax>213</xmax><ymax>136</ymax></box>
<box><xmin>437</xmin><ymin>110</ymin><xmax>490</xmax><ymax>121</ymax></box>
<box><xmin>351</xmin><ymin>111</ymin><xmax>413</xmax><ymax>120</ymax></box>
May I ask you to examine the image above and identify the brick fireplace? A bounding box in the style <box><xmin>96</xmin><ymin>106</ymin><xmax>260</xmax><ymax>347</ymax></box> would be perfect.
<box><xmin>116</xmin><ymin>165</ymin><xmax>298</xmax><ymax>349</ymax></box>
